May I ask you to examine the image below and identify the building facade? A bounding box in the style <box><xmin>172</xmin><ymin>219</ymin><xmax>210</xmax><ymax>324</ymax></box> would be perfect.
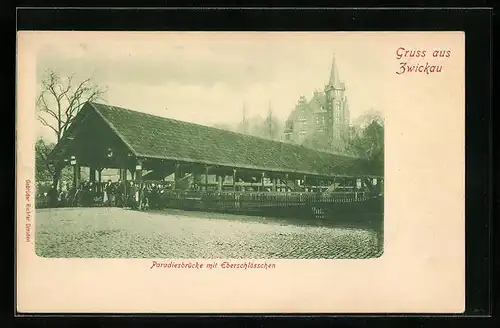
<box><xmin>283</xmin><ymin>55</ymin><xmax>350</xmax><ymax>151</ymax></box>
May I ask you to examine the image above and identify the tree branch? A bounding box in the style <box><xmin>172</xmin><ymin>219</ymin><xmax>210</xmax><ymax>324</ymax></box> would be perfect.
<box><xmin>36</xmin><ymin>93</ymin><xmax>59</xmax><ymax>122</ymax></box>
<box><xmin>58</xmin><ymin>75</ymin><xmax>74</xmax><ymax>98</ymax></box>
<box><xmin>37</xmin><ymin>69</ymin><xmax>107</xmax><ymax>141</ymax></box>
<box><xmin>37</xmin><ymin>115</ymin><xmax>59</xmax><ymax>136</ymax></box>
<box><xmin>60</xmin><ymin>83</ymin><xmax>106</xmax><ymax>136</ymax></box>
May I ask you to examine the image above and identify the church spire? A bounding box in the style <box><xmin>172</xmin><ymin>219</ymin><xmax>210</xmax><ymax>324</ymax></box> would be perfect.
<box><xmin>242</xmin><ymin>101</ymin><xmax>248</xmax><ymax>134</ymax></box>
<box><xmin>328</xmin><ymin>54</ymin><xmax>341</xmax><ymax>88</ymax></box>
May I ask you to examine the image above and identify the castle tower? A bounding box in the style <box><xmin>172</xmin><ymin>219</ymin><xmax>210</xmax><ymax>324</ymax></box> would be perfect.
<box><xmin>324</xmin><ymin>54</ymin><xmax>347</xmax><ymax>148</ymax></box>
<box><xmin>328</xmin><ymin>54</ymin><xmax>341</xmax><ymax>88</ymax></box>
<box><xmin>282</xmin><ymin>54</ymin><xmax>351</xmax><ymax>150</ymax></box>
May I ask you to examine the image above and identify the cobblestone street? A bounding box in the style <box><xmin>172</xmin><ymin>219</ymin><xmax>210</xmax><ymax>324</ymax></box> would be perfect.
<box><xmin>35</xmin><ymin>208</ymin><xmax>383</xmax><ymax>259</ymax></box>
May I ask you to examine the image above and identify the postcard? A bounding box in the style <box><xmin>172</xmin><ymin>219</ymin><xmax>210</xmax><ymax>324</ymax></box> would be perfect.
<box><xmin>16</xmin><ymin>31</ymin><xmax>465</xmax><ymax>313</ymax></box>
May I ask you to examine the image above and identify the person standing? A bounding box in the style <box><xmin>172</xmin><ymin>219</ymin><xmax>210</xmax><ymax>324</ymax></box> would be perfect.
<box><xmin>134</xmin><ymin>183</ymin><xmax>140</xmax><ymax>210</ymax></box>
<box><xmin>110</xmin><ymin>182</ymin><xmax>117</xmax><ymax>207</ymax></box>
<box><xmin>104</xmin><ymin>180</ymin><xmax>112</xmax><ymax>206</ymax></box>
<box><xmin>122</xmin><ymin>179</ymin><xmax>128</xmax><ymax>208</ymax></box>
<box><xmin>116</xmin><ymin>179</ymin><xmax>123</xmax><ymax>207</ymax></box>
<box><xmin>77</xmin><ymin>182</ymin><xmax>85</xmax><ymax>207</ymax></box>
<box><xmin>129</xmin><ymin>181</ymin><xmax>137</xmax><ymax>209</ymax></box>
<box><xmin>88</xmin><ymin>181</ymin><xmax>95</xmax><ymax>206</ymax></box>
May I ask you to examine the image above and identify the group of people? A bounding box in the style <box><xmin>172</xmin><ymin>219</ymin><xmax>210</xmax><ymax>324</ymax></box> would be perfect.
<box><xmin>100</xmin><ymin>180</ymin><xmax>172</xmax><ymax>210</ymax></box>
<box><xmin>41</xmin><ymin>180</ymin><xmax>174</xmax><ymax>210</ymax></box>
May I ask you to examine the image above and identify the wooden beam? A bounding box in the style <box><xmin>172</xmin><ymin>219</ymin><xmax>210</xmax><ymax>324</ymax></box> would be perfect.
<box><xmin>135</xmin><ymin>159</ymin><xmax>143</xmax><ymax>182</ymax></box>
<box><xmin>90</xmin><ymin>167</ymin><xmax>96</xmax><ymax>182</ymax></box>
<box><xmin>217</xmin><ymin>175</ymin><xmax>223</xmax><ymax>192</ymax></box>
<box><xmin>205</xmin><ymin>165</ymin><xmax>209</xmax><ymax>191</ymax></box>
<box><xmin>95</xmin><ymin>167</ymin><xmax>102</xmax><ymax>193</ymax></box>
<box><xmin>174</xmin><ymin>163</ymin><xmax>180</xmax><ymax>189</ymax></box>
<box><xmin>72</xmin><ymin>156</ymin><xmax>80</xmax><ymax>189</ymax></box>
<box><xmin>232</xmin><ymin>168</ymin><xmax>237</xmax><ymax>191</ymax></box>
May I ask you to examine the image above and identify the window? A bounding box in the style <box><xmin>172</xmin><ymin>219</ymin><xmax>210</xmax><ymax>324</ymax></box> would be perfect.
<box><xmin>299</xmin><ymin>117</ymin><xmax>308</xmax><ymax>129</ymax></box>
<box><xmin>285</xmin><ymin>133</ymin><xmax>291</xmax><ymax>141</ymax></box>
<box><xmin>334</xmin><ymin>104</ymin><xmax>341</xmax><ymax>120</ymax></box>
<box><xmin>316</xmin><ymin>115</ymin><xmax>325</xmax><ymax>126</ymax></box>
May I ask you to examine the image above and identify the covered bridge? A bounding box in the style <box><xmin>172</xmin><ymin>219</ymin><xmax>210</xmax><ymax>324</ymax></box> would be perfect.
<box><xmin>49</xmin><ymin>102</ymin><xmax>383</xmax><ymax>192</ymax></box>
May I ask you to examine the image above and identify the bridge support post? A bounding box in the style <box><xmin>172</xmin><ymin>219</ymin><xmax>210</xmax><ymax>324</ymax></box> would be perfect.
<box><xmin>135</xmin><ymin>160</ymin><xmax>143</xmax><ymax>209</ymax></box>
<box><xmin>71</xmin><ymin>156</ymin><xmax>80</xmax><ymax>189</ymax></box>
<box><xmin>205</xmin><ymin>165</ymin><xmax>209</xmax><ymax>191</ymax></box>
<box><xmin>232</xmin><ymin>169</ymin><xmax>237</xmax><ymax>192</ymax></box>
<box><xmin>135</xmin><ymin>159</ymin><xmax>143</xmax><ymax>182</ymax></box>
<box><xmin>89</xmin><ymin>166</ymin><xmax>96</xmax><ymax>195</ymax></box>
<box><xmin>127</xmin><ymin>165</ymin><xmax>135</xmax><ymax>181</ymax></box>
<box><xmin>272</xmin><ymin>177</ymin><xmax>277</xmax><ymax>192</ymax></box>
<box><xmin>261</xmin><ymin>172</ymin><xmax>265</xmax><ymax>192</ymax></box>
<box><xmin>97</xmin><ymin>168</ymin><xmax>103</xmax><ymax>193</ymax></box>
<box><xmin>217</xmin><ymin>175</ymin><xmax>223</xmax><ymax>192</ymax></box>
<box><xmin>174</xmin><ymin>163</ymin><xmax>180</xmax><ymax>190</ymax></box>
<box><xmin>90</xmin><ymin>167</ymin><xmax>96</xmax><ymax>183</ymax></box>
<box><xmin>354</xmin><ymin>178</ymin><xmax>358</xmax><ymax>201</ymax></box>
<box><xmin>121</xmin><ymin>168</ymin><xmax>128</xmax><ymax>180</ymax></box>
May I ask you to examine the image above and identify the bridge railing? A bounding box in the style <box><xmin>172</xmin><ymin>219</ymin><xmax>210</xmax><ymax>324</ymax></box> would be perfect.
<box><xmin>158</xmin><ymin>190</ymin><xmax>371</xmax><ymax>210</ymax></box>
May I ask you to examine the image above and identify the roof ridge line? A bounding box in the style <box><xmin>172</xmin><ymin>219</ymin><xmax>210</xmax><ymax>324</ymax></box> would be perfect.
<box><xmin>87</xmin><ymin>102</ymin><xmax>139</xmax><ymax>157</ymax></box>
<box><xmin>91</xmin><ymin>101</ymin><xmax>283</xmax><ymax>144</ymax></box>
<box><xmin>89</xmin><ymin>101</ymin><xmax>364</xmax><ymax>160</ymax></box>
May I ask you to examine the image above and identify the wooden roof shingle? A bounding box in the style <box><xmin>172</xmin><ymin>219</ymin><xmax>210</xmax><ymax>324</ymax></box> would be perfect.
<box><xmin>86</xmin><ymin>102</ymin><xmax>382</xmax><ymax>178</ymax></box>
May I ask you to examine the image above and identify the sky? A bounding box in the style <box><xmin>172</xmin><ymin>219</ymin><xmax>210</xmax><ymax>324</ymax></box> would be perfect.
<box><xmin>35</xmin><ymin>32</ymin><xmax>409</xmax><ymax>141</ymax></box>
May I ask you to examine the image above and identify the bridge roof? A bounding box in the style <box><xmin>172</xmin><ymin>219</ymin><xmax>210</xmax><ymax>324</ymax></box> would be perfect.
<box><xmin>53</xmin><ymin>102</ymin><xmax>382</xmax><ymax>178</ymax></box>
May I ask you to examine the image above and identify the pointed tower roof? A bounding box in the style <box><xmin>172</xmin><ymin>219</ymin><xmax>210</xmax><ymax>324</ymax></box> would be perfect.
<box><xmin>328</xmin><ymin>54</ymin><xmax>342</xmax><ymax>88</ymax></box>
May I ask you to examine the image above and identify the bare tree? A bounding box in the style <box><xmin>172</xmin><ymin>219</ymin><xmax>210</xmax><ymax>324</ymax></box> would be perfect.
<box><xmin>36</xmin><ymin>69</ymin><xmax>107</xmax><ymax>143</ymax></box>
<box><xmin>36</xmin><ymin>69</ymin><xmax>107</xmax><ymax>189</ymax></box>
<box><xmin>263</xmin><ymin>104</ymin><xmax>282</xmax><ymax>141</ymax></box>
